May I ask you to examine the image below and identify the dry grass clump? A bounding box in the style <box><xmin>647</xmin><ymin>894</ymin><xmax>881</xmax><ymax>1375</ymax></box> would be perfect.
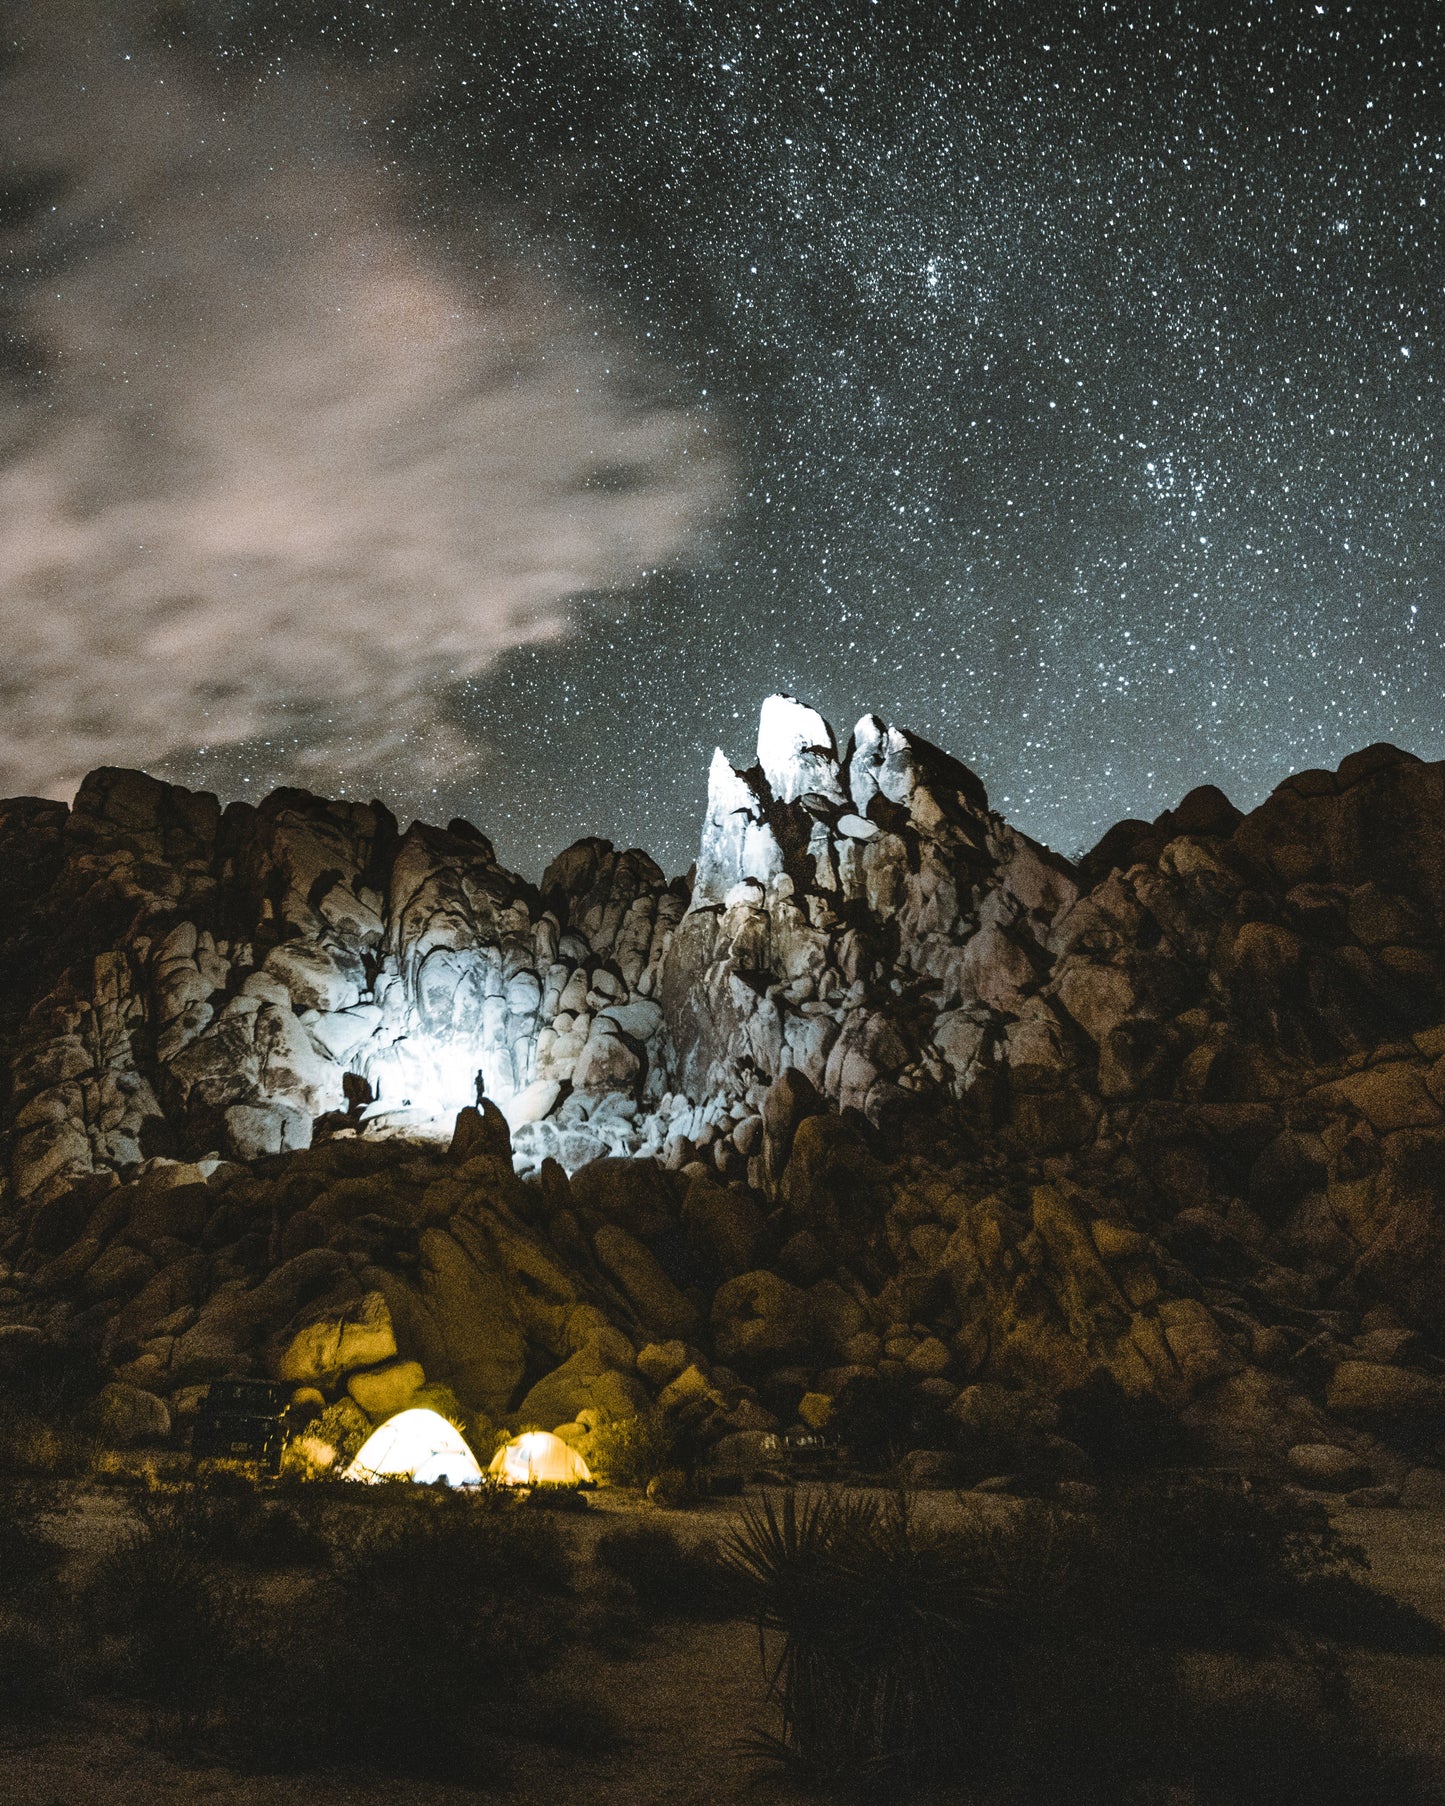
<box><xmin>0</xmin><ymin>1479</ymin><xmax>65</xmax><ymax>1601</ymax></box>
<box><xmin>84</xmin><ymin>1519</ymin><xmax>243</xmax><ymax>1743</ymax></box>
<box><xmin>0</xmin><ymin>1480</ymin><xmax>76</xmax><ymax>1727</ymax></box>
<box><xmin>1082</xmin><ymin>1472</ymin><xmax>1445</xmax><ymax>1659</ymax></box>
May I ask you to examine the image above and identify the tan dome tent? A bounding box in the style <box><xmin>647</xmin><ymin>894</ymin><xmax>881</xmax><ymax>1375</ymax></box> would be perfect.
<box><xmin>345</xmin><ymin>1407</ymin><xmax>483</xmax><ymax>1487</ymax></box>
<box><xmin>488</xmin><ymin>1430</ymin><xmax>593</xmax><ymax>1486</ymax></box>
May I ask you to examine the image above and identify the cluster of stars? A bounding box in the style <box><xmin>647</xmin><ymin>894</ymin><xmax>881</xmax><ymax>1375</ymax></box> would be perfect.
<box><xmin>168</xmin><ymin>2</ymin><xmax>1441</xmax><ymax>870</ymax></box>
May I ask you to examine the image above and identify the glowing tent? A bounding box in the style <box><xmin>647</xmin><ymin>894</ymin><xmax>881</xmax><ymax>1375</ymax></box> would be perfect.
<box><xmin>488</xmin><ymin>1430</ymin><xmax>593</xmax><ymax>1487</ymax></box>
<box><xmin>345</xmin><ymin>1407</ymin><xmax>483</xmax><ymax>1487</ymax></box>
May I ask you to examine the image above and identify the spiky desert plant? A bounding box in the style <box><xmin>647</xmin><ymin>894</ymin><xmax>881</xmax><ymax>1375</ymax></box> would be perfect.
<box><xmin>724</xmin><ymin>1484</ymin><xmax>1443</xmax><ymax>1804</ymax></box>
<box><xmin>723</xmin><ymin>1489</ymin><xmax>1020</xmax><ymax>1790</ymax></box>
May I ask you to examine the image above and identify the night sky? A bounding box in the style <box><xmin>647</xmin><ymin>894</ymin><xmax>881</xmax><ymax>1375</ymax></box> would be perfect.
<box><xmin>2</xmin><ymin>2</ymin><xmax>1441</xmax><ymax>876</ymax></box>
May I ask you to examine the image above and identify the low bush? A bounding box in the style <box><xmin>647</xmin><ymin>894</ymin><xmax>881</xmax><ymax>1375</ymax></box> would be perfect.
<box><xmin>518</xmin><ymin>1481</ymin><xmax>593</xmax><ymax>1513</ymax></box>
<box><xmin>1055</xmin><ymin>1370</ymin><xmax>1192</xmax><ymax>1471</ymax></box>
<box><xmin>0</xmin><ymin>1483</ymin><xmax>77</xmax><ymax>1729</ymax></box>
<box><xmin>231</xmin><ymin>1505</ymin><xmax>592</xmax><ymax>1780</ymax></box>
<box><xmin>0</xmin><ymin>1338</ymin><xmax>104</xmax><ymax>1423</ymax></box>
<box><xmin>1078</xmin><ymin>1472</ymin><xmax>1370</xmax><ymax>1651</ymax></box>
<box><xmin>66</xmin><ymin>1475</ymin><xmax>613</xmax><ymax>1771</ymax></box>
<box><xmin>189</xmin><ymin>1493</ymin><xmax>331</xmax><ymax>1569</ymax></box>
<box><xmin>1157</xmin><ymin>1674</ymin><xmax>1439</xmax><ymax>1806</ymax></box>
<box><xmin>0</xmin><ymin>1341</ymin><xmax>103</xmax><ymax>1476</ymax></box>
<box><xmin>347</xmin><ymin>1495</ymin><xmax>573</xmax><ymax>1596</ymax></box>
<box><xmin>1287</xmin><ymin>1569</ymin><xmax>1445</xmax><ymax>1654</ymax></box>
<box><xmin>0</xmin><ymin>1612</ymin><xmax>69</xmax><ymax>1725</ymax></box>
<box><xmin>112</xmin><ymin>1486</ymin><xmax>331</xmax><ymax>1571</ymax></box>
<box><xmin>0</xmin><ymin>1409</ymin><xmax>98</xmax><ymax>1476</ymax></box>
<box><xmin>827</xmin><ymin>1373</ymin><xmax>955</xmax><ymax>1471</ymax></box>
<box><xmin>0</xmin><ymin>1482</ymin><xmax>64</xmax><ymax>1606</ymax></box>
<box><xmin>595</xmin><ymin>1524</ymin><xmax>749</xmax><ymax>1621</ymax></box>
<box><xmin>84</xmin><ymin>1519</ymin><xmax>243</xmax><ymax>1743</ymax></box>
<box><xmin>588</xmin><ymin>1405</ymin><xmax>691</xmax><ymax>1489</ymax></box>
<box><xmin>1007</xmin><ymin>1640</ymin><xmax>1438</xmax><ymax>1806</ymax></box>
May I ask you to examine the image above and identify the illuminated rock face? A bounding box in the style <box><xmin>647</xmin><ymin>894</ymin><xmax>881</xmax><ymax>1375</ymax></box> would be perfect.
<box><xmin>9</xmin><ymin>715</ymin><xmax>1445</xmax><ymax>1459</ymax></box>
<box><xmin>4</xmin><ymin>693</ymin><xmax>1069</xmax><ymax>1198</ymax></box>
<box><xmin>8</xmin><ymin>701</ymin><xmax>1445</xmax><ymax>1223</ymax></box>
<box><xmin>1</xmin><ymin>772</ymin><xmax>685</xmax><ymax>1196</ymax></box>
<box><xmin>667</xmin><ymin>699</ymin><xmax>1076</xmax><ymax>1142</ymax></box>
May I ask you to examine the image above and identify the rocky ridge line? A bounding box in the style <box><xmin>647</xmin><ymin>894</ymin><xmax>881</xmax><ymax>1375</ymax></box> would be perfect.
<box><xmin>3</xmin><ymin>698</ymin><xmax>1445</xmax><ymax>1480</ymax></box>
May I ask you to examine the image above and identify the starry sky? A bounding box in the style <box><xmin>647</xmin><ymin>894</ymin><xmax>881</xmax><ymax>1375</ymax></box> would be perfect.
<box><xmin>2</xmin><ymin>1</ymin><xmax>1441</xmax><ymax>876</ymax></box>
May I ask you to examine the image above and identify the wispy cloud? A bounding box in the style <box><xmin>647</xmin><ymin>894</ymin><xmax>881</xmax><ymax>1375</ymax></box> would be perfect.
<box><xmin>0</xmin><ymin>4</ymin><xmax>722</xmax><ymax>802</ymax></box>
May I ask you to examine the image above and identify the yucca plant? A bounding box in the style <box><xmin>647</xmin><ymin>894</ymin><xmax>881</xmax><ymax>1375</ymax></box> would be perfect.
<box><xmin>725</xmin><ymin>1486</ymin><xmax>1441</xmax><ymax>1804</ymax></box>
<box><xmin>723</xmin><ymin>1490</ymin><xmax>1033</xmax><ymax>1791</ymax></box>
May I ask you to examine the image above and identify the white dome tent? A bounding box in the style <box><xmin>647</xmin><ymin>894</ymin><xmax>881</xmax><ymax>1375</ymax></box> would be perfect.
<box><xmin>488</xmin><ymin>1430</ymin><xmax>593</xmax><ymax>1487</ymax></box>
<box><xmin>344</xmin><ymin>1407</ymin><xmax>483</xmax><ymax>1487</ymax></box>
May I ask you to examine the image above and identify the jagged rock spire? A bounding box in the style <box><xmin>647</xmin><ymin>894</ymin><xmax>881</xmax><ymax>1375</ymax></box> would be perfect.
<box><xmin>756</xmin><ymin>694</ymin><xmax>846</xmax><ymax>806</ymax></box>
<box><xmin>694</xmin><ymin>748</ymin><xmax>783</xmax><ymax>905</ymax></box>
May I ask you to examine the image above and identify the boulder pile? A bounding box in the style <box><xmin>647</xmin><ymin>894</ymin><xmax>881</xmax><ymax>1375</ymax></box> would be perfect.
<box><xmin>3</xmin><ymin>698</ymin><xmax>1445</xmax><ymax>1477</ymax></box>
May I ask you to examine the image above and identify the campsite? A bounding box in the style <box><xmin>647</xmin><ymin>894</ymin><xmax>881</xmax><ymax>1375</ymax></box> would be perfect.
<box><xmin>7</xmin><ymin>1409</ymin><xmax>1445</xmax><ymax>1805</ymax></box>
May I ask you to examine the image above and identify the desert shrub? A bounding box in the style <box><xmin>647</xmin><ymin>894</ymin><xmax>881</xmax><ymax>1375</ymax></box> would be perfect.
<box><xmin>230</xmin><ymin>1500</ymin><xmax>331</xmax><ymax>1566</ymax></box>
<box><xmin>1055</xmin><ymin>1371</ymin><xmax>1192</xmax><ymax>1471</ymax></box>
<box><xmin>135</xmin><ymin>1481</ymin><xmax>335</xmax><ymax>1569</ymax></box>
<box><xmin>0</xmin><ymin>1338</ymin><xmax>103</xmax><ymax>1423</ymax></box>
<box><xmin>0</xmin><ymin>1409</ymin><xmax>98</xmax><ymax>1477</ymax></box>
<box><xmin>379</xmin><ymin>1493</ymin><xmax>572</xmax><ymax>1592</ymax></box>
<box><xmin>1155</xmin><ymin>1674</ymin><xmax>1440</xmax><ymax>1806</ymax></box>
<box><xmin>1079</xmin><ymin>1472</ymin><xmax>1365</xmax><ymax>1651</ymax></box>
<box><xmin>84</xmin><ymin>1517</ymin><xmax>243</xmax><ymax>1742</ymax></box>
<box><xmin>589</xmin><ymin>1405</ymin><xmax>688</xmax><ymax>1488</ymax></box>
<box><xmin>306</xmin><ymin>1398</ymin><xmax>370</xmax><ymax>1466</ymax></box>
<box><xmin>1287</xmin><ymin>1569</ymin><xmax>1445</xmax><ymax>1654</ymax></box>
<box><xmin>724</xmin><ymin>1490</ymin><xmax>1019</xmax><ymax>1790</ymax></box>
<box><xmin>827</xmin><ymin>1372</ymin><xmax>955</xmax><ymax>1470</ymax></box>
<box><xmin>1005</xmin><ymin>1641</ymin><xmax>1439</xmax><ymax>1806</ymax></box>
<box><xmin>0</xmin><ymin>1340</ymin><xmax>103</xmax><ymax>1474</ymax></box>
<box><xmin>1002</xmin><ymin>1632</ymin><xmax>1186</xmax><ymax>1806</ymax></box>
<box><xmin>0</xmin><ymin>1612</ymin><xmax>69</xmax><ymax>1724</ymax></box>
<box><xmin>833</xmin><ymin>1377</ymin><xmax>1088</xmax><ymax>1489</ymax></box>
<box><xmin>409</xmin><ymin>1382</ymin><xmax>475</xmax><ymax>1436</ymax></box>
<box><xmin>279</xmin><ymin>1431</ymin><xmax>335</xmax><ymax>1480</ymax></box>
<box><xmin>518</xmin><ymin>1481</ymin><xmax>593</xmax><ymax>1512</ymax></box>
<box><xmin>185</xmin><ymin>1492</ymin><xmax>330</xmax><ymax>1568</ymax></box>
<box><xmin>595</xmin><ymin>1525</ymin><xmax>748</xmax><ymax>1621</ymax></box>
<box><xmin>1052</xmin><ymin>1473</ymin><xmax>1444</xmax><ymax>1663</ymax></box>
<box><xmin>233</xmin><ymin>1507</ymin><xmax>589</xmax><ymax>1780</ymax></box>
<box><xmin>0</xmin><ymin>1482</ymin><xmax>64</xmax><ymax>1605</ymax></box>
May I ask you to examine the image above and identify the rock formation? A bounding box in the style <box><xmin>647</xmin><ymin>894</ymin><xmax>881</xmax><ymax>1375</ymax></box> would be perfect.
<box><xmin>5</xmin><ymin>697</ymin><xmax>1445</xmax><ymax>1481</ymax></box>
